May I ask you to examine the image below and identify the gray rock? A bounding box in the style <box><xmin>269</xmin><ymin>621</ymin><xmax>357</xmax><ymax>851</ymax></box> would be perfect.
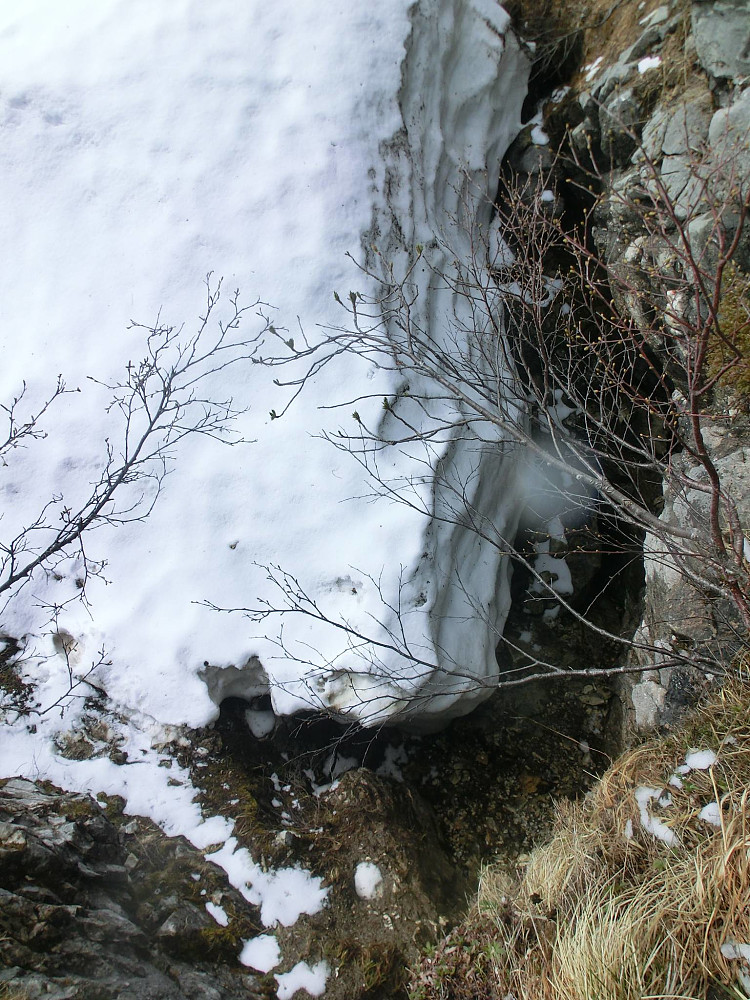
<box><xmin>600</xmin><ymin>88</ymin><xmax>645</xmax><ymax>165</ymax></box>
<box><xmin>692</xmin><ymin>0</ymin><xmax>750</xmax><ymax>80</ymax></box>
<box><xmin>632</xmin><ymin>680</ymin><xmax>667</xmax><ymax>730</ymax></box>
<box><xmin>660</xmin><ymin>155</ymin><xmax>706</xmax><ymax>218</ymax></box>
<box><xmin>157</xmin><ymin>901</ymin><xmax>213</xmax><ymax>939</ymax></box>
<box><xmin>0</xmin><ymin>779</ymin><xmax>265</xmax><ymax>1000</ymax></box>
<box><xmin>661</xmin><ymin>96</ymin><xmax>712</xmax><ymax>157</ymax></box>
<box><xmin>641</xmin><ymin>4</ymin><xmax>670</xmax><ymax>27</ymax></box>
<box><xmin>569</xmin><ymin>118</ymin><xmax>598</xmax><ymax>158</ymax></box>
<box><xmin>641</xmin><ymin>108</ymin><xmax>671</xmax><ymax>161</ymax></box>
<box><xmin>592</xmin><ymin>61</ymin><xmax>636</xmax><ymax>104</ymax></box>
<box><xmin>622</xmin><ymin>24</ymin><xmax>668</xmax><ymax>64</ymax></box>
<box><xmin>707</xmin><ymin>88</ymin><xmax>750</xmax><ymax>202</ymax></box>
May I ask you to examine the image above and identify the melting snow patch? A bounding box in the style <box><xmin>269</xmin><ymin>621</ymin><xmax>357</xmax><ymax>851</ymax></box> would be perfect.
<box><xmin>240</xmin><ymin>934</ymin><xmax>281</xmax><ymax>973</ymax></box>
<box><xmin>638</xmin><ymin>55</ymin><xmax>662</xmax><ymax>73</ymax></box>
<box><xmin>532</xmin><ymin>554</ymin><xmax>573</xmax><ymax>596</ymax></box>
<box><xmin>377</xmin><ymin>744</ymin><xmax>408</xmax><ymax>782</ymax></box>
<box><xmin>698</xmin><ymin>801</ymin><xmax>722</xmax><ymax>827</ymax></box>
<box><xmin>206</xmin><ymin>838</ymin><xmax>328</xmax><ymax>926</ymax></box>
<box><xmin>635</xmin><ymin>786</ymin><xmax>679</xmax><ymax>846</ymax></box>
<box><xmin>722</xmin><ymin>941</ymin><xmax>750</xmax><ymax>963</ymax></box>
<box><xmin>246</xmin><ymin>709</ymin><xmax>276</xmax><ymax>740</ymax></box>
<box><xmin>721</xmin><ymin>940</ymin><xmax>750</xmax><ymax>991</ymax></box>
<box><xmin>685</xmin><ymin>749</ymin><xmax>717</xmax><ymax>770</ymax></box>
<box><xmin>354</xmin><ymin>861</ymin><xmax>384</xmax><ymax>900</ymax></box>
<box><xmin>548</xmin><ymin>389</ymin><xmax>575</xmax><ymax>425</ymax></box>
<box><xmin>0</xmin><ymin>0</ymin><xmax>532</xmax><ymax>737</ymax></box>
<box><xmin>488</xmin><ymin>218</ymin><xmax>516</xmax><ymax>268</ymax></box>
<box><xmin>546</xmin><ymin>516</ymin><xmax>565</xmax><ymax>541</ymax></box>
<box><xmin>584</xmin><ymin>56</ymin><xmax>604</xmax><ymax>81</ymax></box>
<box><xmin>275</xmin><ymin>961</ymin><xmax>330</xmax><ymax>999</ymax></box>
<box><xmin>205</xmin><ymin>901</ymin><xmax>229</xmax><ymax>927</ymax></box>
<box><xmin>323</xmin><ymin>751</ymin><xmax>358</xmax><ymax>781</ymax></box>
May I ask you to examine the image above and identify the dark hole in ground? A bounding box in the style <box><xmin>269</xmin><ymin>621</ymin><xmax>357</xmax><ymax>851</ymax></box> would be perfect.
<box><xmin>199</xmin><ymin>679</ymin><xmax>616</xmax><ymax>883</ymax></box>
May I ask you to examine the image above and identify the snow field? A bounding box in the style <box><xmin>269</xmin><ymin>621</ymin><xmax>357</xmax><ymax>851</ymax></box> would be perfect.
<box><xmin>0</xmin><ymin>0</ymin><xmax>531</xmax><ymax>733</ymax></box>
<box><xmin>0</xmin><ymin>1</ymin><xmax>531</xmax><ymax>991</ymax></box>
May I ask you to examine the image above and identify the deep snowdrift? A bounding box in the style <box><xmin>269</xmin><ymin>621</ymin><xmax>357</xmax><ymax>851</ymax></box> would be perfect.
<box><xmin>0</xmin><ymin>0</ymin><xmax>529</xmax><ymax>730</ymax></box>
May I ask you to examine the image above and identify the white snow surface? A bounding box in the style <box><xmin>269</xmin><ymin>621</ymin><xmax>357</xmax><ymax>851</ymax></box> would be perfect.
<box><xmin>206</xmin><ymin>838</ymin><xmax>328</xmax><ymax>927</ymax></box>
<box><xmin>354</xmin><ymin>861</ymin><xmax>384</xmax><ymax>900</ymax></box>
<box><xmin>276</xmin><ymin>961</ymin><xmax>330</xmax><ymax>1000</ymax></box>
<box><xmin>638</xmin><ymin>55</ymin><xmax>662</xmax><ymax>73</ymax></box>
<box><xmin>0</xmin><ymin>0</ymin><xmax>530</xmax><ymax>732</ymax></box>
<box><xmin>685</xmin><ymin>749</ymin><xmax>718</xmax><ymax>770</ymax></box>
<box><xmin>206</xmin><ymin>901</ymin><xmax>230</xmax><ymax>927</ymax></box>
<box><xmin>240</xmin><ymin>934</ymin><xmax>282</xmax><ymax>973</ymax></box>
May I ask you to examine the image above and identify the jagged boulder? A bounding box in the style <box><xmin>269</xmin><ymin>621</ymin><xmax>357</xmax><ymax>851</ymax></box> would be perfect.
<box><xmin>0</xmin><ymin>778</ymin><xmax>264</xmax><ymax>1000</ymax></box>
<box><xmin>692</xmin><ymin>0</ymin><xmax>750</xmax><ymax>80</ymax></box>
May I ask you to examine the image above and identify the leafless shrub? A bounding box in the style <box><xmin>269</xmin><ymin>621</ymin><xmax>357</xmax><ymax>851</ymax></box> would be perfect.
<box><xmin>0</xmin><ymin>275</ymin><xmax>270</xmax><ymax>709</ymax></box>
<box><xmin>251</xmin><ymin>108</ymin><xmax>750</xmax><ymax>705</ymax></box>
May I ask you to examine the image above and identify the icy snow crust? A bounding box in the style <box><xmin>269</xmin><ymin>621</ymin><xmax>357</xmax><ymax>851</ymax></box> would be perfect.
<box><xmin>0</xmin><ymin>1</ymin><xmax>528</xmax><ymax>728</ymax></box>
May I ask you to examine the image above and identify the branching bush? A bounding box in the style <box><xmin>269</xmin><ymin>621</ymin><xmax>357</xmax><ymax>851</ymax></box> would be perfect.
<box><xmin>0</xmin><ymin>275</ymin><xmax>269</xmax><ymax>705</ymax></box>
<box><xmin>255</xmin><ymin>105</ymin><xmax>750</xmax><ymax>698</ymax></box>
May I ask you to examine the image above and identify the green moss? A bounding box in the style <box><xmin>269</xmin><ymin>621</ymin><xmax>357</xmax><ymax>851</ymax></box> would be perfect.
<box><xmin>408</xmin><ymin>922</ymin><xmax>499</xmax><ymax>1000</ymax></box>
<box><xmin>708</xmin><ymin>261</ymin><xmax>750</xmax><ymax>410</ymax></box>
<box><xmin>95</xmin><ymin>792</ymin><xmax>127</xmax><ymax>822</ymax></box>
<box><xmin>329</xmin><ymin>940</ymin><xmax>408</xmax><ymax>999</ymax></box>
<box><xmin>60</xmin><ymin>796</ymin><xmax>100</xmax><ymax>820</ymax></box>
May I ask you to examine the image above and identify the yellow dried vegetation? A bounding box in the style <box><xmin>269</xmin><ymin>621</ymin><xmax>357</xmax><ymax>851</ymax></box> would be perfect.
<box><xmin>464</xmin><ymin>674</ymin><xmax>750</xmax><ymax>1000</ymax></box>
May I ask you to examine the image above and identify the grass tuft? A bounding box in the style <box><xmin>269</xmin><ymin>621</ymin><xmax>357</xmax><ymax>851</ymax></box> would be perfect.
<box><xmin>411</xmin><ymin>674</ymin><xmax>750</xmax><ymax>1000</ymax></box>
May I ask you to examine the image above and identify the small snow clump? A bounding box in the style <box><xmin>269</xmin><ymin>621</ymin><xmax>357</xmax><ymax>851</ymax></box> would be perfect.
<box><xmin>205</xmin><ymin>901</ymin><xmax>229</xmax><ymax>926</ymax></box>
<box><xmin>698</xmin><ymin>801</ymin><xmax>722</xmax><ymax>827</ymax></box>
<box><xmin>240</xmin><ymin>934</ymin><xmax>281</xmax><ymax>973</ymax></box>
<box><xmin>354</xmin><ymin>861</ymin><xmax>384</xmax><ymax>900</ymax></box>
<box><xmin>275</xmin><ymin>961</ymin><xmax>330</xmax><ymax>999</ymax></box>
<box><xmin>684</xmin><ymin>749</ymin><xmax>717</xmax><ymax>770</ymax></box>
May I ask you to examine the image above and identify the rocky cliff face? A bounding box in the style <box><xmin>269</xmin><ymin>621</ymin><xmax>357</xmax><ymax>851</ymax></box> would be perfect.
<box><xmin>2</xmin><ymin>3</ymin><xmax>748</xmax><ymax>997</ymax></box>
<box><xmin>511</xmin><ymin>0</ymin><xmax>750</xmax><ymax>734</ymax></box>
<box><xmin>0</xmin><ymin>778</ymin><xmax>266</xmax><ymax>999</ymax></box>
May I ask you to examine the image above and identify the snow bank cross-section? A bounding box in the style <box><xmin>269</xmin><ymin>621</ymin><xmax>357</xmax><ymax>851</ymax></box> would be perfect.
<box><xmin>0</xmin><ymin>0</ymin><xmax>528</xmax><ymax>730</ymax></box>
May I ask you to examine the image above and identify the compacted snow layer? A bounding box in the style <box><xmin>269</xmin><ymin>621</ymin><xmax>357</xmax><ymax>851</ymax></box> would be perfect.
<box><xmin>0</xmin><ymin>1</ymin><xmax>528</xmax><ymax>730</ymax></box>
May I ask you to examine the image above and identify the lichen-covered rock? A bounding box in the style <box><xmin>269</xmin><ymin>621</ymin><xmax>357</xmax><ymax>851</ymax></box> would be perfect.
<box><xmin>0</xmin><ymin>778</ymin><xmax>265</xmax><ymax>1000</ymax></box>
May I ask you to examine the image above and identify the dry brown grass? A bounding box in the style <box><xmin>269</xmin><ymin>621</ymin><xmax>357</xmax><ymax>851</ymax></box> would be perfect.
<box><xmin>412</xmin><ymin>675</ymin><xmax>750</xmax><ymax>1000</ymax></box>
<box><xmin>0</xmin><ymin>985</ymin><xmax>30</xmax><ymax>1000</ymax></box>
<box><xmin>484</xmin><ymin>677</ymin><xmax>750</xmax><ymax>1000</ymax></box>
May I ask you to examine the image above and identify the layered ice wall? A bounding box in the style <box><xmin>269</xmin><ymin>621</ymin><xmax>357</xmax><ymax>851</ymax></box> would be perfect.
<box><xmin>0</xmin><ymin>0</ymin><xmax>528</xmax><ymax>730</ymax></box>
<box><xmin>326</xmin><ymin>0</ymin><xmax>531</xmax><ymax>723</ymax></box>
